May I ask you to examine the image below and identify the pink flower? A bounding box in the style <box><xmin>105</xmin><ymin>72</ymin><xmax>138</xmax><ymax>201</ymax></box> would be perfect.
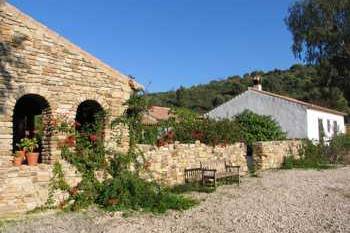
<box><xmin>89</xmin><ymin>134</ymin><xmax>98</xmax><ymax>142</ymax></box>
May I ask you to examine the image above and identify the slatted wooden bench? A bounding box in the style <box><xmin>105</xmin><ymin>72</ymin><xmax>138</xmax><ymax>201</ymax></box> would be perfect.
<box><xmin>184</xmin><ymin>167</ymin><xmax>203</xmax><ymax>183</ymax></box>
<box><xmin>184</xmin><ymin>160</ymin><xmax>240</xmax><ymax>186</ymax></box>
<box><xmin>201</xmin><ymin>160</ymin><xmax>240</xmax><ymax>187</ymax></box>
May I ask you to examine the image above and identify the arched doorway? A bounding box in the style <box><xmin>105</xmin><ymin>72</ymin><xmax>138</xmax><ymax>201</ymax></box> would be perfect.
<box><xmin>13</xmin><ymin>94</ymin><xmax>51</xmax><ymax>163</ymax></box>
<box><xmin>75</xmin><ymin>100</ymin><xmax>105</xmax><ymax>136</ymax></box>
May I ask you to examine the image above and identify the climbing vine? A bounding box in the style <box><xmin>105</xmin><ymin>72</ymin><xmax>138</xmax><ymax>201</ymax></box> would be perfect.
<box><xmin>48</xmin><ymin>90</ymin><xmax>195</xmax><ymax>213</ymax></box>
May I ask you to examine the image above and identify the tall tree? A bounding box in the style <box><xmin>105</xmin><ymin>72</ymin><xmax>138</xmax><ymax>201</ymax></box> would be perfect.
<box><xmin>285</xmin><ymin>0</ymin><xmax>350</xmax><ymax>113</ymax></box>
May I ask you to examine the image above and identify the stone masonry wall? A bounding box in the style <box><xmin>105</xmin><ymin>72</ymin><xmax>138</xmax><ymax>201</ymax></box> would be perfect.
<box><xmin>0</xmin><ymin>158</ymin><xmax>80</xmax><ymax>218</ymax></box>
<box><xmin>0</xmin><ymin>140</ymin><xmax>304</xmax><ymax>217</ymax></box>
<box><xmin>138</xmin><ymin>142</ymin><xmax>247</xmax><ymax>186</ymax></box>
<box><xmin>252</xmin><ymin>140</ymin><xmax>302</xmax><ymax>171</ymax></box>
<box><xmin>0</xmin><ymin>3</ymin><xmax>136</xmax><ymax>161</ymax></box>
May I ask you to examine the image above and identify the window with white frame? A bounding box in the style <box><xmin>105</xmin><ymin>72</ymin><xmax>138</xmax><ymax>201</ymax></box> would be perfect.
<box><xmin>333</xmin><ymin>121</ymin><xmax>338</xmax><ymax>135</ymax></box>
<box><xmin>327</xmin><ymin>120</ymin><xmax>331</xmax><ymax>133</ymax></box>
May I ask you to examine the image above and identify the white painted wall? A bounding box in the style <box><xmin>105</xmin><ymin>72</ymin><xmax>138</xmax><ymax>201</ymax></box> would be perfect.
<box><xmin>207</xmin><ymin>90</ymin><xmax>308</xmax><ymax>139</ymax></box>
<box><xmin>306</xmin><ymin>109</ymin><xmax>345</xmax><ymax>141</ymax></box>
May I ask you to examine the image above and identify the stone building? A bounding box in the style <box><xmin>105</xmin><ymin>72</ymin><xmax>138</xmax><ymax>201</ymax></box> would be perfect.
<box><xmin>207</xmin><ymin>77</ymin><xmax>347</xmax><ymax>141</ymax></box>
<box><xmin>0</xmin><ymin>3</ymin><xmax>140</xmax><ymax>164</ymax></box>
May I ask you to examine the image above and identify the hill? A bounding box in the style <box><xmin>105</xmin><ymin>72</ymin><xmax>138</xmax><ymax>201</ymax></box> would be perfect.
<box><xmin>146</xmin><ymin>64</ymin><xmax>350</xmax><ymax>115</ymax></box>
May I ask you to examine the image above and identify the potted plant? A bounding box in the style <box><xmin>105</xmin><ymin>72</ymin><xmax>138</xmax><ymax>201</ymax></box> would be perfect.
<box><xmin>21</xmin><ymin>138</ymin><xmax>39</xmax><ymax>166</ymax></box>
<box><xmin>15</xmin><ymin>141</ymin><xmax>26</xmax><ymax>161</ymax></box>
<box><xmin>13</xmin><ymin>153</ymin><xmax>23</xmax><ymax>166</ymax></box>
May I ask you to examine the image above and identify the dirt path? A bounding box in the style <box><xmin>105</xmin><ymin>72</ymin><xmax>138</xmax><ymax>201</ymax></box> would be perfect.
<box><xmin>2</xmin><ymin>167</ymin><xmax>350</xmax><ymax>233</ymax></box>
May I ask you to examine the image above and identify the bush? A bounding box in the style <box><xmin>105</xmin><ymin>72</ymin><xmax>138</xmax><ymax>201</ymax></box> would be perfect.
<box><xmin>328</xmin><ymin>134</ymin><xmax>350</xmax><ymax>164</ymax></box>
<box><xmin>97</xmin><ymin>171</ymin><xmax>196</xmax><ymax>213</ymax></box>
<box><xmin>236</xmin><ymin>110</ymin><xmax>286</xmax><ymax>145</ymax></box>
<box><xmin>138</xmin><ymin>109</ymin><xmax>286</xmax><ymax>146</ymax></box>
<box><xmin>51</xmin><ymin>92</ymin><xmax>196</xmax><ymax>214</ymax></box>
<box><xmin>282</xmin><ymin>134</ymin><xmax>350</xmax><ymax>169</ymax></box>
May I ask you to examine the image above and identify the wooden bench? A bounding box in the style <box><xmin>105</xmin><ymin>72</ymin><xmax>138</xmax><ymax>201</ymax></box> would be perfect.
<box><xmin>184</xmin><ymin>160</ymin><xmax>240</xmax><ymax>187</ymax></box>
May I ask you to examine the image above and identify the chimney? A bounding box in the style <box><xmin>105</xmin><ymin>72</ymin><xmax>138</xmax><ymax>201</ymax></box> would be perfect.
<box><xmin>252</xmin><ymin>75</ymin><xmax>262</xmax><ymax>91</ymax></box>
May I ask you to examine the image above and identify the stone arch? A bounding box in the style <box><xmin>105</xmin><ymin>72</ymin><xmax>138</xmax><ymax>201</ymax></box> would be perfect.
<box><xmin>75</xmin><ymin>100</ymin><xmax>105</xmax><ymax>131</ymax></box>
<box><xmin>4</xmin><ymin>86</ymin><xmax>56</xmax><ymax>120</ymax></box>
<box><xmin>71</xmin><ymin>95</ymin><xmax>109</xmax><ymax>116</ymax></box>
<box><xmin>74</xmin><ymin>99</ymin><xmax>107</xmax><ymax>147</ymax></box>
<box><xmin>12</xmin><ymin>93</ymin><xmax>52</xmax><ymax>163</ymax></box>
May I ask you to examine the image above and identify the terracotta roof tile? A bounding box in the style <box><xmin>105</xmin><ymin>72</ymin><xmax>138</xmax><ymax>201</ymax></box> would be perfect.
<box><xmin>142</xmin><ymin>106</ymin><xmax>172</xmax><ymax>125</ymax></box>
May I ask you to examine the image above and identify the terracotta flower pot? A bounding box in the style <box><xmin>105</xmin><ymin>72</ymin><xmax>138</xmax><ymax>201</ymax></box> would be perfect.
<box><xmin>13</xmin><ymin>157</ymin><xmax>23</xmax><ymax>166</ymax></box>
<box><xmin>16</xmin><ymin>150</ymin><xmax>26</xmax><ymax>159</ymax></box>
<box><xmin>26</xmin><ymin>152</ymin><xmax>39</xmax><ymax>166</ymax></box>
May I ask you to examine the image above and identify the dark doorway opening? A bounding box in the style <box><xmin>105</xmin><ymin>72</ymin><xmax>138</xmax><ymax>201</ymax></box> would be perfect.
<box><xmin>75</xmin><ymin>100</ymin><xmax>105</xmax><ymax>136</ymax></box>
<box><xmin>13</xmin><ymin>94</ymin><xmax>51</xmax><ymax>162</ymax></box>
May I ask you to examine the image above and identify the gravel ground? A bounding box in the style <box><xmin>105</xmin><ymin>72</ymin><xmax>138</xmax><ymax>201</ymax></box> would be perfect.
<box><xmin>2</xmin><ymin>167</ymin><xmax>350</xmax><ymax>233</ymax></box>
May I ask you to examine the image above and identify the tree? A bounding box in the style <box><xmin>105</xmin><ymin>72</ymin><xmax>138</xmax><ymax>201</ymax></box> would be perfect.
<box><xmin>285</xmin><ymin>0</ymin><xmax>350</xmax><ymax>113</ymax></box>
<box><xmin>236</xmin><ymin>110</ymin><xmax>286</xmax><ymax>145</ymax></box>
<box><xmin>175</xmin><ymin>86</ymin><xmax>186</xmax><ymax>107</ymax></box>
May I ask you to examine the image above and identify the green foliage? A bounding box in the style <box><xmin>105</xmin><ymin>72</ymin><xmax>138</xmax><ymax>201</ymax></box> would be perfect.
<box><xmin>46</xmin><ymin>162</ymin><xmax>70</xmax><ymax>208</ymax></box>
<box><xmin>170</xmin><ymin>183</ymin><xmax>215</xmax><ymax>194</ymax></box>
<box><xmin>147</xmin><ymin>65</ymin><xmax>349</xmax><ymax>115</ymax></box>
<box><xmin>285</xmin><ymin>0</ymin><xmax>350</xmax><ymax>114</ymax></box>
<box><xmin>292</xmin><ymin>140</ymin><xmax>332</xmax><ymax>169</ymax></box>
<box><xmin>97</xmin><ymin>171</ymin><xmax>195</xmax><ymax>213</ymax></box>
<box><xmin>236</xmin><ymin>110</ymin><xmax>287</xmax><ymax>145</ymax></box>
<box><xmin>50</xmin><ymin>90</ymin><xmax>195</xmax><ymax>214</ymax></box>
<box><xmin>139</xmin><ymin>109</ymin><xmax>286</xmax><ymax>147</ymax></box>
<box><xmin>282</xmin><ymin>134</ymin><xmax>350</xmax><ymax>169</ymax></box>
<box><xmin>18</xmin><ymin>137</ymin><xmax>38</xmax><ymax>152</ymax></box>
<box><xmin>328</xmin><ymin>134</ymin><xmax>350</xmax><ymax>163</ymax></box>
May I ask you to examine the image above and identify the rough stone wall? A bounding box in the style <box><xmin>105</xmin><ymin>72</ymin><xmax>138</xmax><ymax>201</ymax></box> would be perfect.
<box><xmin>0</xmin><ymin>3</ymin><xmax>135</xmax><ymax>161</ymax></box>
<box><xmin>252</xmin><ymin>140</ymin><xmax>302</xmax><ymax>171</ymax></box>
<box><xmin>0</xmin><ymin>158</ymin><xmax>80</xmax><ymax>218</ymax></box>
<box><xmin>138</xmin><ymin>142</ymin><xmax>247</xmax><ymax>186</ymax></box>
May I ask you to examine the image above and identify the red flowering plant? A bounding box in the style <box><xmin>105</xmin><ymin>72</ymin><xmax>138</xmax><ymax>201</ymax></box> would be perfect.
<box><xmin>47</xmin><ymin>92</ymin><xmax>195</xmax><ymax>213</ymax></box>
<box><xmin>191</xmin><ymin>130</ymin><xmax>205</xmax><ymax>141</ymax></box>
<box><xmin>156</xmin><ymin>129</ymin><xmax>176</xmax><ymax>147</ymax></box>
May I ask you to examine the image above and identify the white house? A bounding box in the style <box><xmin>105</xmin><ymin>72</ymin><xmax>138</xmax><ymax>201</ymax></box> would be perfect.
<box><xmin>207</xmin><ymin>78</ymin><xmax>347</xmax><ymax>141</ymax></box>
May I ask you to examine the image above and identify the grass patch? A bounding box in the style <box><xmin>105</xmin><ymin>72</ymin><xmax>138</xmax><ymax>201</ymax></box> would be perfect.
<box><xmin>170</xmin><ymin>183</ymin><xmax>215</xmax><ymax>194</ymax></box>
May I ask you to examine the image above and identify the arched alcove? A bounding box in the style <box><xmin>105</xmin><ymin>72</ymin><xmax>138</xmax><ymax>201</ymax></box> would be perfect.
<box><xmin>75</xmin><ymin>100</ymin><xmax>105</xmax><ymax>135</ymax></box>
<box><xmin>12</xmin><ymin>94</ymin><xmax>52</xmax><ymax>163</ymax></box>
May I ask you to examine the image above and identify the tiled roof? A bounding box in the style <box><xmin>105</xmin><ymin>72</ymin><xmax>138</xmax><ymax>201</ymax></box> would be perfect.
<box><xmin>142</xmin><ymin>106</ymin><xmax>172</xmax><ymax>125</ymax></box>
<box><xmin>249</xmin><ymin>88</ymin><xmax>347</xmax><ymax>116</ymax></box>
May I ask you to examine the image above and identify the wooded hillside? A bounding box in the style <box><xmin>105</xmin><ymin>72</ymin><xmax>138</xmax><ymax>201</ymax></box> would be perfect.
<box><xmin>147</xmin><ymin>64</ymin><xmax>350</xmax><ymax>115</ymax></box>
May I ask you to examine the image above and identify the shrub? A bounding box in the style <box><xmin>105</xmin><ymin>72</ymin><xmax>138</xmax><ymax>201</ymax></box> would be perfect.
<box><xmin>51</xmin><ymin>92</ymin><xmax>196</xmax><ymax>214</ymax></box>
<box><xmin>138</xmin><ymin>109</ymin><xmax>286</xmax><ymax>146</ymax></box>
<box><xmin>328</xmin><ymin>134</ymin><xmax>350</xmax><ymax>164</ymax></box>
<box><xmin>236</xmin><ymin>110</ymin><xmax>287</xmax><ymax>145</ymax></box>
<box><xmin>97</xmin><ymin>171</ymin><xmax>195</xmax><ymax>213</ymax></box>
<box><xmin>282</xmin><ymin>134</ymin><xmax>350</xmax><ymax>169</ymax></box>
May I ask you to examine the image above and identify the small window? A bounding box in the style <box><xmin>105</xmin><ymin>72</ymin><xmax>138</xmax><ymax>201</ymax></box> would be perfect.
<box><xmin>327</xmin><ymin>120</ymin><xmax>331</xmax><ymax>133</ymax></box>
<box><xmin>318</xmin><ymin>118</ymin><xmax>324</xmax><ymax>140</ymax></box>
<box><xmin>333</xmin><ymin>121</ymin><xmax>338</xmax><ymax>135</ymax></box>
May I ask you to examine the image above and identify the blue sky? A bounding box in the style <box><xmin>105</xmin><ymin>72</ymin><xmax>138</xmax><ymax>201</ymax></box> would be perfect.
<box><xmin>9</xmin><ymin>0</ymin><xmax>299</xmax><ymax>92</ymax></box>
